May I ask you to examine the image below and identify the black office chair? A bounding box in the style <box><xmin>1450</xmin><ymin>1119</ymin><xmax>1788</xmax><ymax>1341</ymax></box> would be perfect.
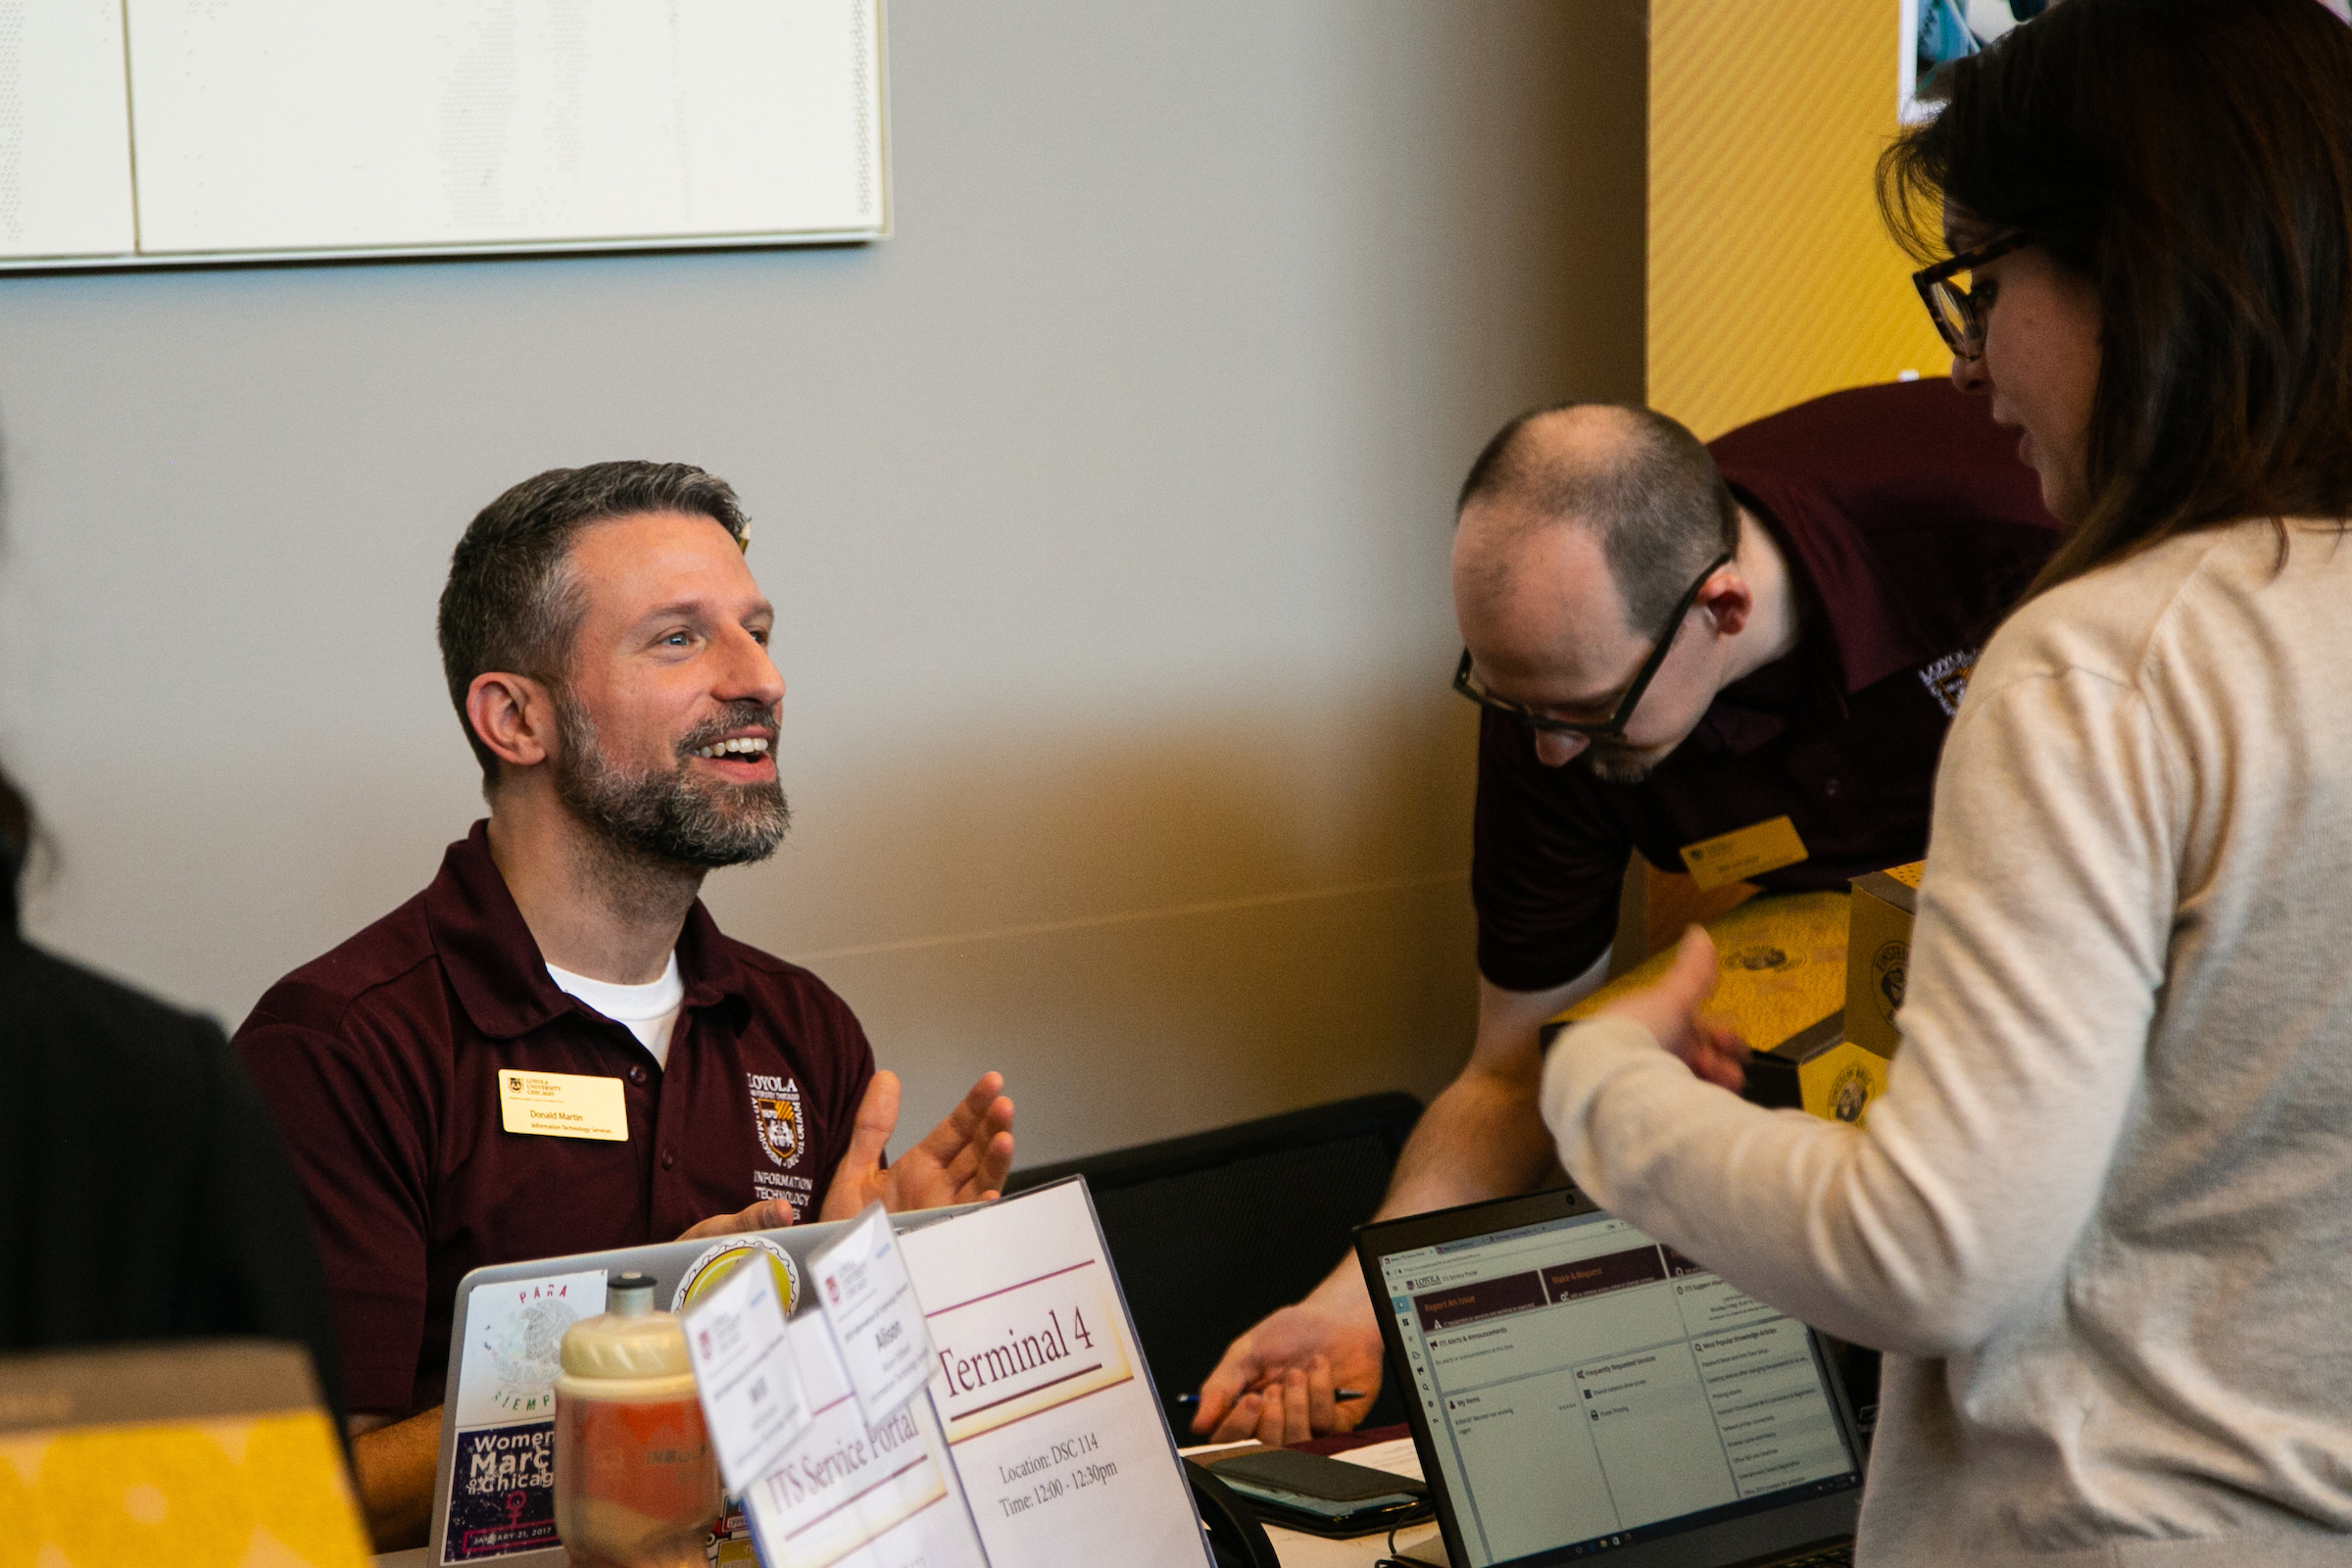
<box><xmin>1005</xmin><ymin>1091</ymin><xmax>1423</xmax><ymax>1436</ymax></box>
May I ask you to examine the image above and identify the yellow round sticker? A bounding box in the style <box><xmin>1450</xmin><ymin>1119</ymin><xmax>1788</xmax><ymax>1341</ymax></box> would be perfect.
<box><xmin>672</xmin><ymin>1236</ymin><xmax>801</xmax><ymax>1315</ymax></box>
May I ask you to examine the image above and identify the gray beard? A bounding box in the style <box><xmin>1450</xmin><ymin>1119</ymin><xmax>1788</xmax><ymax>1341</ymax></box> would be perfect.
<box><xmin>552</xmin><ymin>694</ymin><xmax>790</xmax><ymax>871</ymax></box>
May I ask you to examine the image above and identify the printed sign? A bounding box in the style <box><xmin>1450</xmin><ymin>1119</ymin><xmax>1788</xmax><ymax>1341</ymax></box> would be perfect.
<box><xmin>900</xmin><ymin>1181</ymin><xmax>1212</xmax><ymax>1568</ymax></box>
<box><xmin>927</xmin><ymin>1261</ymin><xmax>1132</xmax><ymax>1445</ymax></box>
<box><xmin>810</xmin><ymin>1203</ymin><xmax>934</xmax><ymax>1424</ymax></box>
<box><xmin>740</xmin><ymin>1312</ymin><xmax>991</xmax><ymax>1568</ymax></box>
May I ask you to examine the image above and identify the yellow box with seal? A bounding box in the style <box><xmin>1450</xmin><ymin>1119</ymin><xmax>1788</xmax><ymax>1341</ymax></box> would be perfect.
<box><xmin>1747</xmin><ymin>1011</ymin><xmax>1889</xmax><ymax>1126</ymax></box>
<box><xmin>1548</xmin><ymin>890</ymin><xmax>1850</xmax><ymax>1050</ymax></box>
<box><xmin>1744</xmin><ymin>859</ymin><xmax>1924</xmax><ymax>1128</ymax></box>
<box><xmin>1542</xmin><ymin>874</ymin><xmax>1927</xmax><ymax>1130</ymax></box>
<box><xmin>1844</xmin><ymin>861</ymin><xmax>1923</xmax><ymax>1062</ymax></box>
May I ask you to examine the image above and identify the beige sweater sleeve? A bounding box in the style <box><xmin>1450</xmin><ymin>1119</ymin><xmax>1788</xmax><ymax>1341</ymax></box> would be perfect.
<box><xmin>1540</xmin><ymin>624</ymin><xmax>2180</xmax><ymax>1355</ymax></box>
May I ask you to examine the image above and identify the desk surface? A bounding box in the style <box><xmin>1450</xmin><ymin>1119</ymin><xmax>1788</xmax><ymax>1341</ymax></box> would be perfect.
<box><xmin>372</xmin><ymin>1438</ymin><xmax>1450</xmax><ymax>1568</ymax></box>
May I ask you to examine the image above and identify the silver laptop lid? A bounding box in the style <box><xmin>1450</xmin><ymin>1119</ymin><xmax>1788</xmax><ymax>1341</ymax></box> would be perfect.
<box><xmin>426</xmin><ymin>1204</ymin><xmax>976</xmax><ymax>1566</ymax></box>
<box><xmin>1356</xmin><ymin>1189</ymin><xmax>1862</xmax><ymax>1568</ymax></box>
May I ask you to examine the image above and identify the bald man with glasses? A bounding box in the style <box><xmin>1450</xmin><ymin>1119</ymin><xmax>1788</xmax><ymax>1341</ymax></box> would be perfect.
<box><xmin>1193</xmin><ymin>380</ymin><xmax>2062</xmax><ymax>1446</ymax></box>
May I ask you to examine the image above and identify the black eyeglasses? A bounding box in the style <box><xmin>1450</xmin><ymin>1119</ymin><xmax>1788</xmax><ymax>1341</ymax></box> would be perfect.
<box><xmin>1912</xmin><ymin>232</ymin><xmax>2033</xmax><ymax>359</ymax></box>
<box><xmin>1453</xmin><ymin>550</ymin><xmax>1734</xmax><ymax>740</ymax></box>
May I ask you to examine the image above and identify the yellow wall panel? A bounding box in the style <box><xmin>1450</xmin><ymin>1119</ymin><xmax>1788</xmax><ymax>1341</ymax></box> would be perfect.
<box><xmin>1649</xmin><ymin>0</ymin><xmax>1952</xmax><ymax>438</ymax></box>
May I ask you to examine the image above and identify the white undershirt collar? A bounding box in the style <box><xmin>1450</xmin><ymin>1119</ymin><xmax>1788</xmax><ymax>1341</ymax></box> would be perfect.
<box><xmin>545</xmin><ymin>952</ymin><xmax>686</xmax><ymax>1069</ymax></box>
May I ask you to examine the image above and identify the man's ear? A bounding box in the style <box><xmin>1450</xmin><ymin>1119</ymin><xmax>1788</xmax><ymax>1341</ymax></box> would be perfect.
<box><xmin>1694</xmin><ymin>564</ymin><xmax>1753</xmax><ymax>640</ymax></box>
<box><xmin>466</xmin><ymin>671</ymin><xmax>558</xmax><ymax>773</ymax></box>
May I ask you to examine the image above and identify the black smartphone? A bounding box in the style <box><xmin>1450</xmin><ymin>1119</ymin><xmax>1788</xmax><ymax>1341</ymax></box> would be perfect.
<box><xmin>1207</xmin><ymin>1448</ymin><xmax>1433</xmax><ymax>1540</ymax></box>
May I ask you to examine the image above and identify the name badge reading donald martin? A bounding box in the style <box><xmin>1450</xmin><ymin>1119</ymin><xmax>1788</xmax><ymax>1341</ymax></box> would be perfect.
<box><xmin>497</xmin><ymin>1069</ymin><xmax>627</xmax><ymax>1141</ymax></box>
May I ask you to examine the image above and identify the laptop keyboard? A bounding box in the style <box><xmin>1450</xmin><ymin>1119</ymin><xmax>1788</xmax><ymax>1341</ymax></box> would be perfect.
<box><xmin>1770</xmin><ymin>1547</ymin><xmax>1855</xmax><ymax>1567</ymax></box>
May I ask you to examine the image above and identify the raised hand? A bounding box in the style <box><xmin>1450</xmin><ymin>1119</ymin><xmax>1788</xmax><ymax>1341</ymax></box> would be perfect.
<box><xmin>820</xmin><ymin>1070</ymin><xmax>1016</xmax><ymax>1221</ymax></box>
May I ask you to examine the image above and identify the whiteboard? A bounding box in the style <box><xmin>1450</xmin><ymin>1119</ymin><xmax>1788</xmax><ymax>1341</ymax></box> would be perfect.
<box><xmin>0</xmin><ymin>0</ymin><xmax>886</xmax><ymax>270</ymax></box>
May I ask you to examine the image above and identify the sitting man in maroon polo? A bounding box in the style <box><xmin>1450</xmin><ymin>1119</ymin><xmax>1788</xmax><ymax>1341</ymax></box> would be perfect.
<box><xmin>236</xmin><ymin>461</ymin><xmax>1016</xmax><ymax>1549</ymax></box>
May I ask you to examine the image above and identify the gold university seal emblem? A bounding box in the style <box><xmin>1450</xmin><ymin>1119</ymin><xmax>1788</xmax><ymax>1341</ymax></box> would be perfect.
<box><xmin>748</xmin><ymin>1072</ymin><xmax>805</xmax><ymax>1167</ymax></box>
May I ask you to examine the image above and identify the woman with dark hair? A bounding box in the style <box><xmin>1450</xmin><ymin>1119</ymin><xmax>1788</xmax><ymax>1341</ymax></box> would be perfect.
<box><xmin>1538</xmin><ymin>1</ymin><xmax>2352</xmax><ymax>1561</ymax></box>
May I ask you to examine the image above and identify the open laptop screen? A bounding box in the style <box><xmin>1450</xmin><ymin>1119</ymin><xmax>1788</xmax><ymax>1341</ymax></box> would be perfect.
<box><xmin>1368</xmin><ymin>1200</ymin><xmax>1861</xmax><ymax>1567</ymax></box>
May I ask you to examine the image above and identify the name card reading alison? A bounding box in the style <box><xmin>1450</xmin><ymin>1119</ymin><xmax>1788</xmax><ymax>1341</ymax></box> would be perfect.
<box><xmin>811</xmin><ymin>1203</ymin><xmax>936</xmax><ymax>1424</ymax></box>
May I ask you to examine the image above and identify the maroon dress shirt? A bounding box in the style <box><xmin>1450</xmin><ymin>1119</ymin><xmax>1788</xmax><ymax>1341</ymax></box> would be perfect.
<box><xmin>237</xmin><ymin>821</ymin><xmax>875</xmax><ymax>1414</ymax></box>
<box><xmin>1472</xmin><ymin>379</ymin><xmax>2064</xmax><ymax>992</ymax></box>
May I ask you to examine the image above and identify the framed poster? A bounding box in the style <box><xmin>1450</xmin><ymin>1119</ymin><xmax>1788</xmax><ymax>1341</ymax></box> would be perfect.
<box><xmin>1899</xmin><ymin>0</ymin><xmax>2046</xmax><ymax>123</ymax></box>
<box><xmin>2</xmin><ymin>0</ymin><xmax>887</xmax><ymax>270</ymax></box>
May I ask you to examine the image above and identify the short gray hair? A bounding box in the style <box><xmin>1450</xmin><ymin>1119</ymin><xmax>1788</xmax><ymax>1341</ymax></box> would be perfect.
<box><xmin>436</xmin><ymin>461</ymin><xmax>750</xmax><ymax>787</ymax></box>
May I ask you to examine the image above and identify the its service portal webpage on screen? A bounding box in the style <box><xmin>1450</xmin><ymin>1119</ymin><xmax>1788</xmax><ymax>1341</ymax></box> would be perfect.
<box><xmin>1381</xmin><ymin>1212</ymin><xmax>1853</xmax><ymax>1566</ymax></box>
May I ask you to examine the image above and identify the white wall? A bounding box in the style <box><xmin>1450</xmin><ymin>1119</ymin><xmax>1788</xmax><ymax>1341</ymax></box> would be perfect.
<box><xmin>0</xmin><ymin>0</ymin><xmax>1643</xmax><ymax>1165</ymax></box>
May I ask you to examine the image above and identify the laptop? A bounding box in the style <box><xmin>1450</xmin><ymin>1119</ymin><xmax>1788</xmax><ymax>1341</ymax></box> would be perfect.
<box><xmin>1355</xmin><ymin>1188</ymin><xmax>1864</xmax><ymax>1568</ymax></box>
<box><xmin>425</xmin><ymin>1204</ymin><xmax>977</xmax><ymax>1567</ymax></box>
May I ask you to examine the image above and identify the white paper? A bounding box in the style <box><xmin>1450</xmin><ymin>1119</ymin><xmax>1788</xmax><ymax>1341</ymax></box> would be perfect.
<box><xmin>0</xmin><ymin>0</ymin><xmax>136</xmax><ymax>260</ymax></box>
<box><xmin>900</xmin><ymin>1182</ymin><xmax>1213</xmax><ymax>1568</ymax></box>
<box><xmin>742</xmin><ymin>1311</ymin><xmax>991</xmax><ymax>1568</ymax></box>
<box><xmin>684</xmin><ymin>1251</ymin><xmax>812</xmax><ymax>1495</ymax></box>
<box><xmin>810</xmin><ymin>1202</ymin><xmax>935</xmax><ymax>1424</ymax></box>
<box><xmin>122</xmin><ymin>0</ymin><xmax>882</xmax><ymax>256</ymax></box>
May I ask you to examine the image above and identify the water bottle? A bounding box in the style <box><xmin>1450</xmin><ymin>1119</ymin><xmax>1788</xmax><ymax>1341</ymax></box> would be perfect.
<box><xmin>553</xmin><ymin>1271</ymin><xmax>722</xmax><ymax>1567</ymax></box>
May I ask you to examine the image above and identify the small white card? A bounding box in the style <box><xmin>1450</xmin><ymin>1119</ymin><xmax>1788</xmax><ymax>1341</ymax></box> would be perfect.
<box><xmin>810</xmin><ymin>1201</ymin><xmax>935</xmax><ymax>1423</ymax></box>
<box><xmin>742</xmin><ymin>1312</ymin><xmax>992</xmax><ymax>1568</ymax></box>
<box><xmin>682</xmin><ymin>1249</ymin><xmax>811</xmax><ymax>1495</ymax></box>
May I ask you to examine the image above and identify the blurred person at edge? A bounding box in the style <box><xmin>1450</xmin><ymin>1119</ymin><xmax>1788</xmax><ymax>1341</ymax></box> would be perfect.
<box><xmin>0</xmin><ymin>763</ymin><xmax>346</xmax><ymax>1427</ymax></box>
<box><xmin>1537</xmin><ymin>1</ymin><xmax>2352</xmax><ymax>1563</ymax></box>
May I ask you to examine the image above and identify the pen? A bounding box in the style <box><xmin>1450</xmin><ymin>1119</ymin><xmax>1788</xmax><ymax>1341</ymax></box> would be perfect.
<box><xmin>1174</xmin><ymin>1391</ymin><xmax>1368</xmax><ymax>1405</ymax></box>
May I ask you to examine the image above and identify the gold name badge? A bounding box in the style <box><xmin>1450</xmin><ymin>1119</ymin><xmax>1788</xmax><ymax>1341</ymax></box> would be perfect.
<box><xmin>1678</xmin><ymin>815</ymin><xmax>1809</xmax><ymax>891</ymax></box>
<box><xmin>497</xmin><ymin>1068</ymin><xmax>628</xmax><ymax>1142</ymax></box>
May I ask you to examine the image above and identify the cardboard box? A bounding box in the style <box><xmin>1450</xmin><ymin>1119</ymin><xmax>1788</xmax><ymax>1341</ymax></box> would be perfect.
<box><xmin>1844</xmin><ymin>861</ymin><xmax>1923</xmax><ymax>1061</ymax></box>
<box><xmin>1743</xmin><ymin>1011</ymin><xmax>1891</xmax><ymax>1127</ymax></box>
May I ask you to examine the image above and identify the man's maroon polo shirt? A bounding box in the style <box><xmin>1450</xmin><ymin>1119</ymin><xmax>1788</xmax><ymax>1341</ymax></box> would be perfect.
<box><xmin>236</xmin><ymin>821</ymin><xmax>874</xmax><ymax>1415</ymax></box>
<box><xmin>1472</xmin><ymin>379</ymin><xmax>2064</xmax><ymax>993</ymax></box>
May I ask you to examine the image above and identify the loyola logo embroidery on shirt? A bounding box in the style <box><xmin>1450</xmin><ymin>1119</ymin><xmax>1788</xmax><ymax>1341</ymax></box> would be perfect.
<box><xmin>746</xmin><ymin>1072</ymin><xmax>806</xmax><ymax>1168</ymax></box>
<box><xmin>1919</xmin><ymin>647</ymin><xmax>1980</xmax><ymax>717</ymax></box>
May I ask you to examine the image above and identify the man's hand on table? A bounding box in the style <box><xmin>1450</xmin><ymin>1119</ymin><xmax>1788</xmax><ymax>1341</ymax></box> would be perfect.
<box><xmin>1185</xmin><ymin>945</ymin><xmax>1755</xmax><ymax>1451</ymax></box>
<box><xmin>1192</xmin><ymin>1290</ymin><xmax>1388</xmax><ymax>1446</ymax></box>
<box><xmin>821</xmin><ymin>1069</ymin><xmax>1016</xmax><ymax>1219</ymax></box>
